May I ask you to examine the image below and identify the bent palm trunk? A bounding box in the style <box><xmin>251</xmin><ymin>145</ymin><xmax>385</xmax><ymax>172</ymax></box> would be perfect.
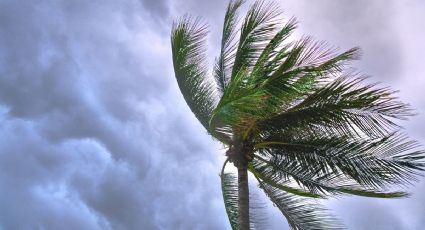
<box><xmin>238</xmin><ymin>165</ymin><xmax>249</xmax><ymax>230</ymax></box>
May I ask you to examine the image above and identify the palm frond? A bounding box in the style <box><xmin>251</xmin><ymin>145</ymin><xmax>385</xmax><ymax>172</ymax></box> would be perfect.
<box><xmin>250</xmin><ymin>17</ymin><xmax>297</xmax><ymax>84</ymax></box>
<box><xmin>171</xmin><ymin>16</ymin><xmax>219</xmax><ymax>135</ymax></box>
<box><xmin>253</xmin><ymin>154</ymin><xmax>409</xmax><ymax>198</ymax></box>
<box><xmin>221</xmin><ymin>173</ymin><xmax>238</xmax><ymax>229</ymax></box>
<box><xmin>211</xmin><ymin>38</ymin><xmax>361</xmax><ymax>136</ymax></box>
<box><xmin>252</xmin><ymin>132</ymin><xmax>425</xmax><ymax>196</ymax></box>
<box><xmin>210</xmin><ymin>66</ymin><xmax>270</xmax><ymax>135</ymax></box>
<box><xmin>232</xmin><ymin>0</ymin><xmax>281</xmax><ymax>79</ymax></box>
<box><xmin>249</xmin><ymin>163</ymin><xmax>323</xmax><ymax>198</ymax></box>
<box><xmin>255</xmin><ymin>43</ymin><xmax>359</xmax><ymax>119</ymax></box>
<box><xmin>267</xmin><ymin>39</ymin><xmax>357</xmax><ymax>82</ymax></box>
<box><xmin>221</xmin><ymin>161</ymin><xmax>239</xmax><ymax>230</ymax></box>
<box><xmin>255</xmin><ymin>175</ymin><xmax>344</xmax><ymax>230</ymax></box>
<box><xmin>215</xmin><ymin>0</ymin><xmax>245</xmax><ymax>92</ymax></box>
<box><xmin>259</xmin><ymin>73</ymin><xmax>413</xmax><ymax>139</ymax></box>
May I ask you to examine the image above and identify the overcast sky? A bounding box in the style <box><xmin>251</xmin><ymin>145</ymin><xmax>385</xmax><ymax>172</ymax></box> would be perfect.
<box><xmin>0</xmin><ymin>0</ymin><xmax>424</xmax><ymax>229</ymax></box>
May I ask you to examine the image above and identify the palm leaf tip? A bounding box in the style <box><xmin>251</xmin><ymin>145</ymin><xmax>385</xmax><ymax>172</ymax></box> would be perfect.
<box><xmin>214</xmin><ymin>0</ymin><xmax>245</xmax><ymax>93</ymax></box>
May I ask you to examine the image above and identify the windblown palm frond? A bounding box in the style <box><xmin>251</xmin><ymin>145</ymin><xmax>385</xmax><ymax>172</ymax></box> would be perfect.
<box><xmin>254</xmin><ymin>132</ymin><xmax>424</xmax><ymax>190</ymax></box>
<box><xmin>210</xmin><ymin>20</ymin><xmax>362</xmax><ymax>137</ymax></box>
<box><xmin>258</xmin><ymin>73</ymin><xmax>412</xmax><ymax>139</ymax></box>
<box><xmin>171</xmin><ymin>16</ymin><xmax>217</xmax><ymax>133</ymax></box>
<box><xmin>171</xmin><ymin>1</ymin><xmax>425</xmax><ymax>229</ymax></box>
<box><xmin>221</xmin><ymin>160</ymin><xmax>239</xmax><ymax>230</ymax></box>
<box><xmin>215</xmin><ymin>0</ymin><xmax>245</xmax><ymax>93</ymax></box>
<box><xmin>257</xmin><ymin>176</ymin><xmax>344</xmax><ymax>230</ymax></box>
<box><xmin>251</xmin><ymin>157</ymin><xmax>408</xmax><ymax>199</ymax></box>
<box><xmin>221</xmin><ymin>173</ymin><xmax>239</xmax><ymax>229</ymax></box>
<box><xmin>232</xmin><ymin>0</ymin><xmax>282</xmax><ymax>79</ymax></box>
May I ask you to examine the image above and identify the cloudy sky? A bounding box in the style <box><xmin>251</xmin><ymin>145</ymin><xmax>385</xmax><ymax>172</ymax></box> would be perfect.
<box><xmin>1</xmin><ymin>0</ymin><xmax>424</xmax><ymax>229</ymax></box>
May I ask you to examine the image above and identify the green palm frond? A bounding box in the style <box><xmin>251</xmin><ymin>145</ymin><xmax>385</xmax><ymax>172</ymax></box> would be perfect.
<box><xmin>232</xmin><ymin>0</ymin><xmax>281</xmax><ymax>79</ymax></box>
<box><xmin>210</xmin><ymin>37</ymin><xmax>361</xmax><ymax>137</ymax></box>
<box><xmin>215</xmin><ymin>0</ymin><xmax>245</xmax><ymax>92</ymax></box>
<box><xmin>256</xmin><ymin>175</ymin><xmax>344</xmax><ymax>230</ymax></box>
<box><xmin>210</xmin><ymin>66</ymin><xmax>272</xmax><ymax>136</ymax></box>
<box><xmin>221</xmin><ymin>160</ymin><xmax>239</xmax><ymax>230</ymax></box>
<box><xmin>249</xmin><ymin>163</ymin><xmax>323</xmax><ymax>198</ymax></box>
<box><xmin>254</xmin><ymin>45</ymin><xmax>360</xmax><ymax>125</ymax></box>
<box><xmin>210</xmin><ymin>1</ymin><xmax>287</xmax><ymax>134</ymax></box>
<box><xmin>259</xmin><ymin>73</ymin><xmax>413</xmax><ymax>139</ymax></box>
<box><xmin>252</xmin><ymin>154</ymin><xmax>409</xmax><ymax>199</ymax></box>
<box><xmin>252</xmin><ymin>132</ymin><xmax>424</xmax><ymax>197</ymax></box>
<box><xmin>267</xmin><ymin>39</ymin><xmax>358</xmax><ymax>82</ymax></box>
<box><xmin>171</xmin><ymin>16</ymin><xmax>218</xmax><ymax>133</ymax></box>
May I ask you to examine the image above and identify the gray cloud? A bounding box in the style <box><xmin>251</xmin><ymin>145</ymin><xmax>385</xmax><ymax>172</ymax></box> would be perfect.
<box><xmin>0</xmin><ymin>0</ymin><xmax>227</xmax><ymax>229</ymax></box>
<box><xmin>280</xmin><ymin>0</ymin><xmax>403</xmax><ymax>82</ymax></box>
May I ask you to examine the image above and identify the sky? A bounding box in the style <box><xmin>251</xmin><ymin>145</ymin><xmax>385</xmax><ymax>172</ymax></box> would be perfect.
<box><xmin>0</xmin><ymin>0</ymin><xmax>424</xmax><ymax>229</ymax></box>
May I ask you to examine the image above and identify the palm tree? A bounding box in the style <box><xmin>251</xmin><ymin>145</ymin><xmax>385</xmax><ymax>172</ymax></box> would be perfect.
<box><xmin>170</xmin><ymin>0</ymin><xmax>425</xmax><ymax>229</ymax></box>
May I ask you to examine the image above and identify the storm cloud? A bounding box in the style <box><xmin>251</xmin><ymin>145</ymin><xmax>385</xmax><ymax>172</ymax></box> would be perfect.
<box><xmin>0</xmin><ymin>0</ymin><xmax>424</xmax><ymax>229</ymax></box>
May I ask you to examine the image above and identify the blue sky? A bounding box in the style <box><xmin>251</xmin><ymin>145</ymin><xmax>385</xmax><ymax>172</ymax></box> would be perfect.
<box><xmin>0</xmin><ymin>0</ymin><xmax>424</xmax><ymax>229</ymax></box>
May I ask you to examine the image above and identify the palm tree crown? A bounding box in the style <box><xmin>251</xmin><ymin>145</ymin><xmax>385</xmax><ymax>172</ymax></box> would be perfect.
<box><xmin>171</xmin><ymin>0</ymin><xmax>425</xmax><ymax>229</ymax></box>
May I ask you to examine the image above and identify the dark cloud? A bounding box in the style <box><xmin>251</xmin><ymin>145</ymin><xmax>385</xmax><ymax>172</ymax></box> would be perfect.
<box><xmin>139</xmin><ymin>0</ymin><xmax>170</xmax><ymax>23</ymax></box>
<box><xmin>0</xmin><ymin>0</ymin><xmax>227</xmax><ymax>229</ymax></box>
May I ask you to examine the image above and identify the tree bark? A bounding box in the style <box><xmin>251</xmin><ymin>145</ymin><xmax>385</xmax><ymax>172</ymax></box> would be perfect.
<box><xmin>237</xmin><ymin>165</ymin><xmax>249</xmax><ymax>230</ymax></box>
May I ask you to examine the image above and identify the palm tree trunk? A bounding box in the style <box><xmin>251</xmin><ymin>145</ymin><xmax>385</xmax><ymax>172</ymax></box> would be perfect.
<box><xmin>238</xmin><ymin>165</ymin><xmax>249</xmax><ymax>230</ymax></box>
